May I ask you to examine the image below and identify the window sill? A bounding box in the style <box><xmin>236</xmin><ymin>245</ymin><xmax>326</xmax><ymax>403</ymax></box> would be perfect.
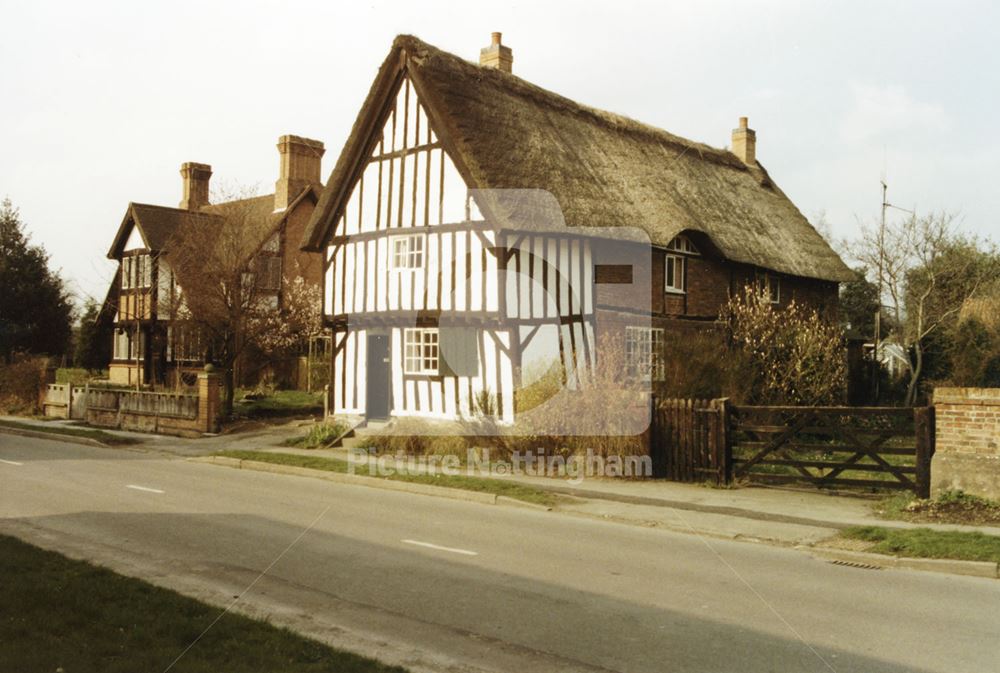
<box><xmin>664</xmin><ymin>289</ymin><xmax>686</xmax><ymax>296</ymax></box>
<box><xmin>403</xmin><ymin>372</ymin><xmax>445</xmax><ymax>381</ymax></box>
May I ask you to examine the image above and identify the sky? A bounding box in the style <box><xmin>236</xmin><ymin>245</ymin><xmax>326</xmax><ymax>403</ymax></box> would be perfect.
<box><xmin>2</xmin><ymin>0</ymin><xmax>998</xmax><ymax>308</ymax></box>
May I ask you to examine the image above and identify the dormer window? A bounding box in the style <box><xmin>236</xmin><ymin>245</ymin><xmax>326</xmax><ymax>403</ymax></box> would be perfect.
<box><xmin>666</xmin><ymin>235</ymin><xmax>699</xmax><ymax>255</ymax></box>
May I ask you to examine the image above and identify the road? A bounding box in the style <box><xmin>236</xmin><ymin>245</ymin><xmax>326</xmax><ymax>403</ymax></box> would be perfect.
<box><xmin>1</xmin><ymin>434</ymin><xmax>998</xmax><ymax>673</ymax></box>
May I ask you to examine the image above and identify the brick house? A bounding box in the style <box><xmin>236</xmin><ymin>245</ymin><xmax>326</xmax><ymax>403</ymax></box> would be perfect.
<box><xmin>299</xmin><ymin>34</ymin><xmax>853</xmax><ymax>423</ymax></box>
<box><xmin>104</xmin><ymin>135</ymin><xmax>325</xmax><ymax>387</ymax></box>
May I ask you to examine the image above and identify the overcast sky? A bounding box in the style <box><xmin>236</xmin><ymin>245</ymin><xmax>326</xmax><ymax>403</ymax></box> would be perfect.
<box><xmin>2</xmin><ymin>0</ymin><xmax>997</xmax><ymax>307</ymax></box>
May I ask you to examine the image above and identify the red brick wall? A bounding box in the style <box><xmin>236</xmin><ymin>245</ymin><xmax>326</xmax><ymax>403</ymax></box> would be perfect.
<box><xmin>931</xmin><ymin>387</ymin><xmax>1000</xmax><ymax>499</ymax></box>
<box><xmin>282</xmin><ymin>196</ymin><xmax>324</xmax><ymax>288</ymax></box>
<box><xmin>935</xmin><ymin>388</ymin><xmax>1000</xmax><ymax>455</ymax></box>
<box><xmin>594</xmin><ymin>244</ymin><xmax>839</xmax><ymax>321</ymax></box>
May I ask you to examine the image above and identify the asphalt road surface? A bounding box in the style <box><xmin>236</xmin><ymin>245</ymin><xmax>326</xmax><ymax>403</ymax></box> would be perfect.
<box><xmin>2</xmin><ymin>434</ymin><xmax>998</xmax><ymax>673</ymax></box>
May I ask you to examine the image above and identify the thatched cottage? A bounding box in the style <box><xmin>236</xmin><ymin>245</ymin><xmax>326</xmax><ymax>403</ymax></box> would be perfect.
<box><xmin>301</xmin><ymin>33</ymin><xmax>853</xmax><ymax>424</ymax></box>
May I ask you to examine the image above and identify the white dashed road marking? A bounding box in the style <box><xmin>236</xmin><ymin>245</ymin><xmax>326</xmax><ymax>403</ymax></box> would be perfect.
<box><xmin>0</xmin><ymin>459</ymin><xmax>23</xmax><ymax>466</ymax></box>
<box><xmin>402</xmin><ymin>539</ymin><xmax>478</xmax><ymax>556</ymax></box>
<box><xmin>126</xmin><ymin>484</ymin><xmax>165</xmax><ymax>494</ymax></box>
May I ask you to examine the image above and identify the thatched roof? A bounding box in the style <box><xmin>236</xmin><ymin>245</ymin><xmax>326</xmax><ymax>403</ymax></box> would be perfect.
<box><xmin>304</xmin><ymin>35</ymin><xmax>852</xmax><ymax>282</ymax></box>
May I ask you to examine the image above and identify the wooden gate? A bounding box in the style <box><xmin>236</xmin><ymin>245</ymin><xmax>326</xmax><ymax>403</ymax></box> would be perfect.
<box><xmin>650</xmin><ymin>398</ymin><xmax>730</xmax><ymax>484</ymax></box>
<box><xmin>729</xmin><ymin>406</ymin><xmax>934</xmax><ymax>497</ymax></box>
<box><xmin>650</xmin><ymin>399</ymin><xmax>935</xmax><ymax>497</ymax></box>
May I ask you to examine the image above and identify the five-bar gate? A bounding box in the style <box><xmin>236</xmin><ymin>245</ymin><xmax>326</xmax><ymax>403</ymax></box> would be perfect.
<box><xmin>650</xmin><ymin>398</ymin><xmax>935</xmax><ymax>497</ymax></box>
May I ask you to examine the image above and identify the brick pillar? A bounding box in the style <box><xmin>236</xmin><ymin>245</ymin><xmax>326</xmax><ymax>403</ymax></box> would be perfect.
<box><xmin>931</xmin><ymin>388</ymin><xmax>1000</xmax><ymax>499</ymax></box>
<box><xmin>198</xmin><ymin>366</ymin><xmax>221</xmax><ymax>434</ymax></box>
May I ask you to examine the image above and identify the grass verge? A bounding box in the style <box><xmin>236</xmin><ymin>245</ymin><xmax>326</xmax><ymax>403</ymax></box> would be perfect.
<box><xmin>874</xmin><ymin>490</ymin><xmax>1000</xmax><ymax>526</ymax></box>
<box><xmin>839</xmin><ymin>525</ymin><xmax>1000</xmax><ymax>564</ymax></box>
<box><xmin>233</xmin><ymin>390</ymin><xmax>323</xmax><ymax>419</ymax></box>
<box><xmin>0</xmin><ymin>534</ymin><xmax>406</xmax><ymax>673</ymax></box>
<box><xmin>0</xmin><ymin>419</ymin><xmax>139</xmax><ymax>446</ymax></box>
<box><xmin>216</xmin><ymin>449</ymin><xmax>562</xmax><ymax>507</ymax></box>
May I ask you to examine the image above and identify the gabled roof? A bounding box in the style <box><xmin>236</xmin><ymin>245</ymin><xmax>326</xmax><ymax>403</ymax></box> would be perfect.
<box><xmin>106</xmin><ymin>185</ymin><xmax>321</xmax><ymax>260</ymax></box>
<box><xmin>107</xmin><ymin>203</ymin><xmax>220</xmax><ymax>258</ymax></box>
<box><xmin>303</xmin><ymin>35</ymin><xmax>852</xmax><ymax>282</ymax></box>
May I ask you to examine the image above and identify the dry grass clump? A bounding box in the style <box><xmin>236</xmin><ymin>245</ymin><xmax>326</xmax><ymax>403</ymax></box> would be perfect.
<box><xmin>358</xmin><ymin>417</ymin><xmax>471</xmax><ymax>458</ymax></box>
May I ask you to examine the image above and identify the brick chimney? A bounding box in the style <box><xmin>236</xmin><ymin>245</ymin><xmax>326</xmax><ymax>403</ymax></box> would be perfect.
<box><xmin>731</xmin><ymin>117</ymin><xmax>756</xmax><ymax>165</ymax></box>
<box><xmin>479</xmin><ymin>32</ymin><xmax>513</xmax><ymax>73</ymax></box>
<box><xmin>274</xmin><ymin>135</ymin><xmax>325</xmax><ymax>211</ymax></box>
<box><xmin>179</xmin><ymin>162</ymin><xmax>212</xmax><ymax>210</ymax></box>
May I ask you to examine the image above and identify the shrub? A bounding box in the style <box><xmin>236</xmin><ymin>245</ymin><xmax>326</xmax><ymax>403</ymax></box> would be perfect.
<box><xmin>659</xmin><ymin>330</ymin><xmax>754</xmax><ymax>402</ymax></box>
<box><xmin>724</xmin><ymin>287</ymin><xmax>847</xmax><ymax>405</ymax></box>
<box><xmin>503</xmin><ymin>332</ymin><xmax>651</xmax><ymax>463</ymax></box>
<box><xmin>0</xmin><ymin>357</ymin><xmax>49</xmax><ymax>414</ymax></box>
<box><xmin>514</xmin><ymin>360</ymin><xmax>563</xmax><ymax>414</ymax></box>
<box><xmin>360</xmin><ymin>418</ymin><xmax>470</xmax><ymax>458</ymax></box>
<box><xmin>55</xmin><ymin>367</ymin><xmax>107</xmax><ymax>385</ymax></box>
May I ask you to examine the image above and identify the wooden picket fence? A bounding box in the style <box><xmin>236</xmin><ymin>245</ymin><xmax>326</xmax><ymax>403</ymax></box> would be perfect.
<box><xmin>649</xmin><ymin>398</ymin><xmax>730</xmax><ymax>484</ymax></box>
<box><xmin>650</xmin><ymin>398</ymin><xmax>935</xmax><ymax>497</ymax></box>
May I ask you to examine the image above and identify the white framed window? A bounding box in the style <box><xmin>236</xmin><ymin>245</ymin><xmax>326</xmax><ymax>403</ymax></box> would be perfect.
<box><xmin>138</xmin><ymin>254</ymin><xmax>152</xmax><ymax>288</ymax></box>
<box><xmin>121</xmin><ymin>254</ymin><xmax>152</xmax><ymax>289</ymax></box>
<box><xmin>391</xmin><ymin>234</ymin><xmax>425</xmax><ymax>270</ymax></box>
<box><xmin>167</xmin><ymin>324</ymin><xmax>203</xmax><ymax>363</ymax></box>
<box><xmin>666</xmin><ymin>235</ymin><xmax>699</xmax><ymax>255</ymax></box>
<box><xmin>625</xmin><ymin>326</ymin><xmax>665</xmax><ymax>382</ymax></box>
<box><xmin>756</xmin><ymin>272</ymin><xmax>781</xmax><ymax>304</ymax></box>
<box><xmin>255</xmin><ymin>255</ymin><xmax>282</xmax><ymax>291</ymax></box>
<box><xmin>665</xmin><ymin>255</ymin><xmax>685</xmax><ymax>294</ymax></box>
<box><xmin>113</xmin><ymin>330</ymin><xmax>130</xmax><ymax>360</ymax></box>
<box><xmin>404</xmin><ymin>328</ymin><xmax>439</xmax><ymax>375</ymax></box>
<box><xmin>121</xmin><ymin>257</ymin><xmax>133</xmax><ymax>289</ymax></box>
<box><xmin>113</xmin><ymin>329</ymin><xmax>144</xmax><ymax>361</ymax></box>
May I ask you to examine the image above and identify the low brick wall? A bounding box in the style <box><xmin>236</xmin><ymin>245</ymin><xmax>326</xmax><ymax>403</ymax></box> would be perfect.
<box><xmin>84</xmin><ymin>371</ymin><xmax>221</xmax><ymax>438</ymax></box>
<box><xmin>932</xmin><ymin>388</ymin><xmax>1000</xmax><ymax>499</ymax></box>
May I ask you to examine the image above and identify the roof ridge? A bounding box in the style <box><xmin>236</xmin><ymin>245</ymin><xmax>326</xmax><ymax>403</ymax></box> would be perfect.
<box><xmin>395</xmin><ymin>34</ymin><xmax>744</xmax><ymax>170</ymax></box>
<box><xmin>130</xmin><ymin>201</ymin><xmax>204</xmax><ymax>214</ymax></box>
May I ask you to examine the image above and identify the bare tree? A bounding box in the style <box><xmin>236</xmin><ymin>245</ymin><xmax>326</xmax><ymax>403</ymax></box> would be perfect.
<box><xmin>165</xmin><ymin>187</ymin><xmax>279</xmax><ymax>415</ymax></box>
<box><xmin>849</xmin><ymin>212</ymin><xmax>997</xmax><ymax>405</ymax></box>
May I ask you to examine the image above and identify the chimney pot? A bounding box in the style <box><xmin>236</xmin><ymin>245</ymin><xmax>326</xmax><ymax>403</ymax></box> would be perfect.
<box><xmin>480</xmin><ymin>31</ymin><xmax>513</xmax><ymax>73</ymax></box>
<box><xmin>179</xmin><ymin>162</ymin><xmax>212</xmax><ymax>210</ymax></box>
<box><xmin>275</xmin><ymin>135</ymin><xmax>325</xmax><ymax>211</ymax></box>
<box><xmin>731</xmin><ymin>117</ymin><xmax>756</xmax><ymax>165</ymax></box>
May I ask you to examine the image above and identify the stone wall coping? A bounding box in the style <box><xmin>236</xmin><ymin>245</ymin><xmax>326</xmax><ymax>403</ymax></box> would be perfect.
<box><xmin>933</xmin><ymin>387</ymin><xmax>1000</xmax><ymax>406</ymax></box>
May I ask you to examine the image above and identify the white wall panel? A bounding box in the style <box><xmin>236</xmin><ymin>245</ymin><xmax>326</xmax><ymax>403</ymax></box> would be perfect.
<box><xmin>454</xmin><ymin>232</ymin><xmax>467</xmax><ymax>311</ymax></box>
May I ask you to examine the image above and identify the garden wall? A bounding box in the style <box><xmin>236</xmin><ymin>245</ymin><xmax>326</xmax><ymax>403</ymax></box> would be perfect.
<box><xmin>44</xmin><ymin>371</ymin><xmax>221</xmax><ymax>438</ymax></box>
<box><xmin>932</xmin><ymin>387</ymin><xmax>1000</xmax><ymax>499</ymax></box>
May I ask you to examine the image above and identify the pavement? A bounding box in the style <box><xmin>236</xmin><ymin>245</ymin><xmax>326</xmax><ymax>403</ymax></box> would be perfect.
<box><xmin>261</xmin><ymin>444</ymin><xmax>1000</xmax><ymax>546</ymax></box>
<box><xmin>2</xmin><ymin>432</ymin><xmax>1000</xmax><ymax>673</ymax></box>
<box><xmin>0</xmin><ymin>414</ymin><xmax>311</xmax><ymax>456</ymax></box>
